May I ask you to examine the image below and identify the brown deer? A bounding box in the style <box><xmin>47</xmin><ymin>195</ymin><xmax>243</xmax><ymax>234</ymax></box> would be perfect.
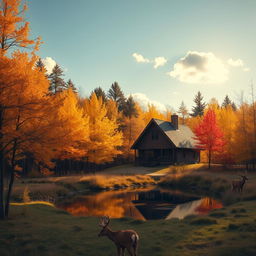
<box><xmin>98</xmin><ymin>216</ymin><xmax>139</xmax><ymax>256</ymax></box>
<box><xmin>232</xmin><ymin>175</ymin><xmax>248</xmax><ymax>192</ymax></box>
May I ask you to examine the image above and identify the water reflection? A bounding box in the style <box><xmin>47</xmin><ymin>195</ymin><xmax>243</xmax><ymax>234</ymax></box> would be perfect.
<box><xmin>56</xmin><ymin>188</ymin><xmax>223</xmax><ymax>220</ymax></box>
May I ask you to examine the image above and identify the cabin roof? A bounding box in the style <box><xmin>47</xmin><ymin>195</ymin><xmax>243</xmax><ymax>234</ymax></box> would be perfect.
<box><xmin>131</xmin><ymin>118</ymin><xmax>198</xmax><ymax>149</ymax></box>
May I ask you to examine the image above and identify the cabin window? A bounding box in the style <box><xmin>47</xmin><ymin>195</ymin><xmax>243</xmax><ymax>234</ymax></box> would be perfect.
<box><xmin>183</xmin><ymin>150</ymin><xmax>186</xmax><ymax>158</ymax></box>
<box><xmin>151</xmin><ymin>131</ymin><xmax>159</xmax><ymax>140</ymax></box>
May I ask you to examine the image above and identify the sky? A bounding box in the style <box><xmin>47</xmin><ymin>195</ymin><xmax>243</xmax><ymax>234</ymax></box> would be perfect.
<box><xmin>27</xmin><ymin>0</ymin><xmax>256</xmax><ymax>112</ymax></box>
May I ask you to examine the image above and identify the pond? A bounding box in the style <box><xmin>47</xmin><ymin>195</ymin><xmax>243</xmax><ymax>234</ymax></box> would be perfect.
<box><xmin>56</xmin><ymin>187</ymin><xmax>223</xmax><ymax>221</ymax></box>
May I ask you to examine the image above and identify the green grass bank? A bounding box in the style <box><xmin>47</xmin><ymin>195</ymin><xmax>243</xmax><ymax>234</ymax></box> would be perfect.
<box><xmin>1</xmin><ymin>201</ymin><xmax>256</xmax><ymax>256</ymax></box>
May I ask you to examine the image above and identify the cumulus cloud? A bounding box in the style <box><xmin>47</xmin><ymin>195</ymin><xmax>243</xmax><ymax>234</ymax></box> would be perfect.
<box><xmin>154</xmin><ymin>57</ymin><xmax>167</xmax><ymax>69</ymax></box>
<box><xmin>168</xmin><ymin>51</ymin><xmax>229</xmax><ymax>84</ymax></box>
<box><xmin>42</xmin><ymin>57</ymin><xmax>57</xmax><ymax>74</ymax></box>
<box><xmin>227</xmin><ymin>58</ymin><xmax>244</xmax><ymax>67</ymax></box>
<box><xmin>132</xmin><ymin>53</ymin><xmax>167</xmax><ymax>69</ymax></box>
<box><xmin>132</xmin><ymin>53</ymin><xmax>150</xmax><ymax>63</ymax></box>
<box><xmin>130</xmin><ymin>92</ymin><xmax>167</xmax><ymax>113</ymax></box>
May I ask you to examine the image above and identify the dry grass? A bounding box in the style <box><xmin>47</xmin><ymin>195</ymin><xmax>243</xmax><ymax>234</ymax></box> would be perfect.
<box><xmin>79</xmin><ymin>174</ymin><xmax>157</xmax><ymax>190</ymax></box>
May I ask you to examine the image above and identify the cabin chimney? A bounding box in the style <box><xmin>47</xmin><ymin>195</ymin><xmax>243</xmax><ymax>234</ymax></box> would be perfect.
<box><xmin>171</xmin><ymin>114</ymin><xmax>178</xmax><ymax>130</ymax></box>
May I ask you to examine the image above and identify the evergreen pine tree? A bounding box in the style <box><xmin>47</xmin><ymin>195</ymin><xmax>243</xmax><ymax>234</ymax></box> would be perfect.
<box><xmin>92</xmin><ymin>87</ymin><xmax>107</xmax><ymax>103</ymax></box>
<box><xmin>191</xmin><ymin>91</ymin><xmax>206</xmax><ymax>117</ymax></box>
<box><xmin>222</xmin><ymin>95</ymin><xmax>232</xmax><ymax>108</ymax></box>
<box><xmin>48</xmin><ymin>64</ymin><xmax>66</xmax><ymax>94</ymax></box>
<box><xmin>36</xmin><ymin>58</ymin><xmax>45</xmax><ymax>72</ymax></box>
<box><xmin>123</xmin><ymin>96</ymin><xmax>138</xmax><ymax>118</ymax></box>
<box><xmin>66</xmin><ymin>79</ymin><xmax>77</xmax><ymax>94</ymax></box>
<box><xmin>107</xmin><ymin>82</ymin><xmax>126</xmax><ymax>112</ymax></box>
<box><xmin>231</xmin><ymin>102</ymin><xmax>237</xmax><ymax>111</ymax></box>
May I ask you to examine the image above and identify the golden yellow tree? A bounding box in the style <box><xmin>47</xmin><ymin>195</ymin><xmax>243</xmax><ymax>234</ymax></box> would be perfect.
<box><xmin>0</xmin><ymin>0</ymin><xmax>36</xmax><ymax>55</ymax></box>
<box><xmin>83</xmin><ymin>93</ymin><xmax>123</xmax><ymax>164</ymax></box>
<box><xmin>218</xmin><ymin>105</ymin><xmax>237</xmax><ymax>164</ymax></box>
<box><xmin>143</xmin><ymin>104</ymin><xmax>165</xmax><ymax>125</ymax></box>
<box><xmin>122</xmin><ymin>103</ymin><xmax>144</xmax><ymax>158</ymax></box>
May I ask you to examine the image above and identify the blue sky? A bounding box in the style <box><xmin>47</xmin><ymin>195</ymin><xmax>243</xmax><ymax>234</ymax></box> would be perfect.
<box><xmin>27</xmin><ymin>0</ymin><xmax>256</xmax><ymax>112</ymax></box>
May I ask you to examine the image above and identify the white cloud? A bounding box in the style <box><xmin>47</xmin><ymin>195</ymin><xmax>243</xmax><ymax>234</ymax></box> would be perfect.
<box><xmin>227</xmin><ymin>58</ymin><xmax>244</xmax><ymax>67</ymax></box>
<box><xmin>168</xmin><ymin>51</ymin><xmax>229</xmax><ymax>84</ymax></box>
<box><xmin>130</xmin><ymin>92</ymin><xmax>167</xmax><ymax>113</ymax></box>
<box><xmin>154</xmin><ymin>57</ymin><xmax>167</xmax><ymax>69</ymax></box>
<box><xmin>42</xmin><ymin>57</ymin><xmax>56</xmax><ymax>74</ymax></box>
<box><xmin>132</xmin><ymin>53</ymin><xmax>150</xmax><ymax>63</ymax></box>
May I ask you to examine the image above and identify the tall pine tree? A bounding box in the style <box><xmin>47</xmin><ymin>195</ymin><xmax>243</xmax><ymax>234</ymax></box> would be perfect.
<box><xmin>92</xmin><ymin>87</ymin><xmax>107</xmax><ymax>103</ymax></box>
<box><xmin>222</xmin><ymin>95</ymin><xmax>232</xmax><ymax>108</ymax></box>
<box><xmin>191</xmin><ymin>91</ymin><xmax>206</xmax><ymax>117</ymax></box>
<box><xmin>48</xmin><ymin>64</ymin><xmax>66</xmax><ymax>94</ymax></box>
<box><xmin>66</xmin><ymin>79</ymin><xmax>77</xmax><ymax>94</ymax></box>
<box><xmin>108</xmin><ymin>82</ymin><xmax>126</xmax><ymax>112</ymax></box>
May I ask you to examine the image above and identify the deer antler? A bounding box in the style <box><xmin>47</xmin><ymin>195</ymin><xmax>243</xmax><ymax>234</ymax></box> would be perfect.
<box><xmin>99</xmin><ymin>216</ymin><xmax>110</xmax><ymax>227</ymax></box>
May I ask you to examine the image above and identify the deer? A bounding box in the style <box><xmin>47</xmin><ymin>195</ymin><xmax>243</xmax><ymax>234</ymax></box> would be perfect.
<box><xmin>98</xmin><ymin>215</ymin><xmax>139</xmax><ymax>256</ymax></box>
<box><xmin>232</xmin><ymin>175</ymin><xmax>248</xmax><ymax>192</ymax></box>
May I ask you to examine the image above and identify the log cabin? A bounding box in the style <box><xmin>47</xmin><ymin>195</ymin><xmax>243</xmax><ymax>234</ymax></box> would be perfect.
<box><xmin>131</xmin><ymin>115</ymin><xmax>200</xmax><ymax>166</ymax></box>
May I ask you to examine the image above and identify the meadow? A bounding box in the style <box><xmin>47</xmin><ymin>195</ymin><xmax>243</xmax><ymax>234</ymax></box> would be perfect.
<box><xmin>2</xmin><ymin>164</ymin><xmax>256</xmax><ymax>256</ymax></box>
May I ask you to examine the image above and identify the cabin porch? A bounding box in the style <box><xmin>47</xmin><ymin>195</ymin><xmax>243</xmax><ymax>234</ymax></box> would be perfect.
<box><xmin>134</xmin><ymin>148</ymin><xmax>200</xmax><ymax>166</ymax></box>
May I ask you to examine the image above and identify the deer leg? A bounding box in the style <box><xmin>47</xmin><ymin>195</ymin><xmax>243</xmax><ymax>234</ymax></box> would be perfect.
<box><xmin>116</xmin><ymin>246</ymin><xmax>121</xmax><ymax>256</ymax></box>
<box><xmin>126</xmin><ymin>247</ymin><xmax>134</xmax><ymax>256</ymax></box>
<box><xmin>121</xmin><ymin>247</ymin><xmax>125</xmax><ymax>256</ymax></box>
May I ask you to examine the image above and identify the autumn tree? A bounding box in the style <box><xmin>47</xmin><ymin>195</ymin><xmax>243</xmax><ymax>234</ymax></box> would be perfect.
<box><xmin>0</xmin><ymin>0</ymin><xmax>35</xmax><ymax>55</ymax></box>
<box><xmin>122</xmin><ymin>96</ymin><xmax>138</xmax><ymax>154</ymax></box>
<box><xmin>143</xmin><ymin>104</ymin><xmax>165</xmax><ymax>125</ymax></box>
<box><xmin>218</xmin><ymin>105</ymin><xmax>237</xmax><ymax>164</ymax></box>
<box><xmin>108</xmin><ymin>82</ymin><xmax>126</xmax><ymax>112</ymax></box>
<box><xmin>178</xmin><ymin>101</ymin><xmax>188</xmax><ymax>124</ymax></box>
<box><xmin>0</xmin><ymin>0</ymin><xmax>39</xmax><ymax>219</ymax></box>
<box><xmin>48</xmin><ymin>64</ymin><xmax>66</xmax><ymax>94</ymax></box>
<box><xmin>194</xmin><ymin>108</ymin><xmax>225</xmax><ymax>168</ymax></box>
<box><xmin>83</xmin><ymin>93</ymin><xmax>123</xmax><ymax>164</ymax></box>
<box><xmin>191</xmin><ymin>91</ymin><xmax>206</xmax><ymax>117</ymax></box>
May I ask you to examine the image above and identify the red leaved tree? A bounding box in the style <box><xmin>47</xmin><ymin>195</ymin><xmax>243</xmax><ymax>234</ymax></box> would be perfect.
<box><xmin>194</xmin><ymin>109</ymin><xmax>225</xmax><ymax>168</ymax></box>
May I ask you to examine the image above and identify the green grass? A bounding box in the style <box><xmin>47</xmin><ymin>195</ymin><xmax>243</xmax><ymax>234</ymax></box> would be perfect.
<box><xmin>1</xmin><ymin>201</ymin><xmax>256</xmax><ymax>256</ymax></box>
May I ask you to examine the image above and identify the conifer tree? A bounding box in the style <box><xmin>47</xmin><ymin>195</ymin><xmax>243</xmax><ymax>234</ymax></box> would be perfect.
<box><xmin>48</xmin><ymin>64</ymin><xmax>66</xmax><ymax>94</ymax></box>
<box><xmin>92</xmin><ymin>87</ymin><xmax>107</xmax><ymax>103</ymax></box>
<box><xmin>222</xmin><ymin>95</ymin><xmax>232</xmax><ymax>108</ymax></box>
<box><xmin>122</xmin><ymin>96</ymin><xmax>138</xmax><ymax>150</ymax></box>
<box><xmin>191</xmin><ymin>91</ymin><xmax>206</xmax><ymax>117</ymax></box>
<box><xmin>123</xmin><ymin>96</ymin><xmax>138</xmax><ymax>118</ymax></box>
<box><xmin>66</xmin><ymin>79</ymin><xmax>77</xmax><ymax>94</ymax></box>
<box><xmin>36</xmin><ymin>58</ymin><xmax>46</xmax><ymax>72</ymax></box>
<box><xmin>108</xmin><ymin>82</ymin><xmax>126</xmax><ymax>112</ymax></box>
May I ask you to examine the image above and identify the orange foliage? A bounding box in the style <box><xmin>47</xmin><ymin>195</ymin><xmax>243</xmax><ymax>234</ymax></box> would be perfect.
<box><xmin>0</xmin><ymin>0</ymin><xmax>36</xmax><ymax>55</ymax></box>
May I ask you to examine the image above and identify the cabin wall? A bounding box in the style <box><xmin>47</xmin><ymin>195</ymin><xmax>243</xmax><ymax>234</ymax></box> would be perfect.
<box><xmin>176</xmin><ymin>149</ymin><xmax>200</xmax><ymax>164</ymax></box>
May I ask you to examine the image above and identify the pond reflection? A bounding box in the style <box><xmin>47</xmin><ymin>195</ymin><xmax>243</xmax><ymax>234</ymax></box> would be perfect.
<box><xmin>56</xmin><ymin>187</ymin><xmax>223</xmax><ymax>220</ymax></box>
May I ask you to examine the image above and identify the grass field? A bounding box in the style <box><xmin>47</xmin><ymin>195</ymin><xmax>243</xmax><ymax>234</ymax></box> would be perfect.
<box><xmin>1</xmin><ymin>200</ymin><xmax>256</xmax><ymax>256</ymax></box>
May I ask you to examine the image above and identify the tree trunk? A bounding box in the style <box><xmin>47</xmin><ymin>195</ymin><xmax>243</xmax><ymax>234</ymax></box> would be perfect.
<box><xmin>4</xmin><ymin>139</ymin><xmax>17</xmax><ymax>218</ymax></box>
<box><xmin>0</xmin><ymin>149</ymin><xmax>4</xmax><ymax>220</ymax></box>
<box><xmin>208</xmin><ymin>150</ymin><xmax>211</xmax><ymax>169</ymax></box>
<box><xmin>0</xmin><ymin>106</ymin><xmax>5</xmax><ymax>219</ymax></box>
